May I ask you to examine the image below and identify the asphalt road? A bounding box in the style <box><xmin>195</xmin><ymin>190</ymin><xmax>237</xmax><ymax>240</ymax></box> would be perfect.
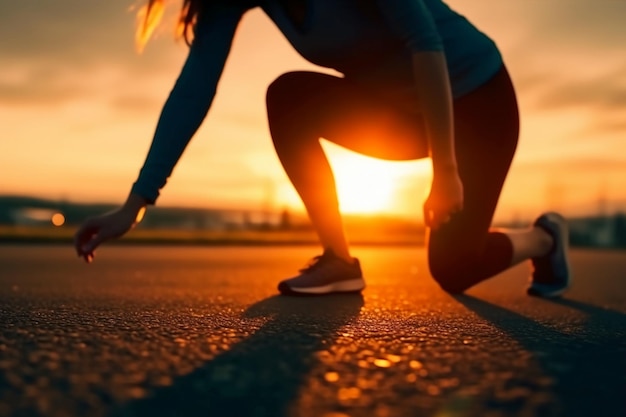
<box><xmin>0</xmin><ymin>245</ymin><xmax>624</xmax><ymax>417</ymax></box>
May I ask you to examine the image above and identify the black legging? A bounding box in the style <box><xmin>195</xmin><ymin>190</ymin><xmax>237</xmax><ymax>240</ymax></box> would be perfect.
<box><xmin>266</xmin><ymin>66</ymin><xmax>519</xmax><ymax>293</ymax></box>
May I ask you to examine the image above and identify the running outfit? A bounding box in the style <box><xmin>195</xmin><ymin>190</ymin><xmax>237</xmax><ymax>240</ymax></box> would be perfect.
<box><xmin>130</xmin><ymin>0</ymin><xmax>571</xmax><ymax>296</ymax></box>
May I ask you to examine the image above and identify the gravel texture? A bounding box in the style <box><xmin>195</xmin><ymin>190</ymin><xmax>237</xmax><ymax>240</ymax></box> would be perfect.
<box><xmin>0</xmin><ymin>245</ymin><xmax>624</xmax><ymax>417</ymax></box>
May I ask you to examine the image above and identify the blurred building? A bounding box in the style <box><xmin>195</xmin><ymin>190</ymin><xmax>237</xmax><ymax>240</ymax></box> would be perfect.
<box><xmin>569</xmin><ymin>213</ymin><xmax>626</xmax><ymax>248</ymax></box>
<box><xmin>1</xmin><ymin>196</ymin><xmax>625</xmax><ymax>248</ymax></box>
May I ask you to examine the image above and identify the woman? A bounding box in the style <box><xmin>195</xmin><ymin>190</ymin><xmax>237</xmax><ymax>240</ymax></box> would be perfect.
<box><xmin>74</xmin><ymin>0</ymin><xmax>571</xmax><ymax>298</ymax></box>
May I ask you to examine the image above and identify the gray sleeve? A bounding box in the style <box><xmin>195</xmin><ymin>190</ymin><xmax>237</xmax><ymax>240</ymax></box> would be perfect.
<box><xmin>375</xmin><ymin>0</ymin><xmax>443</xmax><ymax>52</ymax></box>
<box><xmin>131</xmin><ymin>5</ymin><xmax>245</xmax><ymax>203</ymax></box>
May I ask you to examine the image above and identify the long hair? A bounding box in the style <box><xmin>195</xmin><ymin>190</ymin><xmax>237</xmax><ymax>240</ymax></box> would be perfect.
<box><xmin>135</xmin><ymin>0</ymin><xmax>255</xmax><ymax>52</ymax></box>
<box><xmin>135</xmin><ymin>0</ymin><xmax>200</xmax><ymax>52</ymax></box>
<box><xmin>136</xmin><ymin>0</ymin><xmax>377</xmax><ymax>52</ymax></box>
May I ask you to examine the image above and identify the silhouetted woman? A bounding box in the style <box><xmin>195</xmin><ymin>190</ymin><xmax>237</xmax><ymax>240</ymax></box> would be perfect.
<box><xmin>75</xmin><ymin>0</ymin><xmax>571</xmax><ymax>297</ymax></box>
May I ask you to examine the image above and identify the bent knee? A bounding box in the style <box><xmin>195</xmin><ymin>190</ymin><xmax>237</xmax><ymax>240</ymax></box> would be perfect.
<box><xmin>266</xmin><ymin>72</ymin><xmax>295</xmax><ymax>102</ymax></box>
<box><xmin>430</xmin><ymin>272</ymin><xmax>469</xmax><ymax>294</ymax></box>
<box><xmin>266</xmin><ymin>71</ymin><xmax>317</xmax><ymax>112</ymax></box>
<box><xmin>428</xmin><ymin>252</ymin><xmax>479</xmax><ymax>294</ymax></box>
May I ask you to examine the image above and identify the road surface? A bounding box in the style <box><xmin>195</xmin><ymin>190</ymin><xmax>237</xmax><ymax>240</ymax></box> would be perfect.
<box><xmin>0</xmin><ymin>245</ymin><xmax>624</xmax><ymax>417</ymax></box>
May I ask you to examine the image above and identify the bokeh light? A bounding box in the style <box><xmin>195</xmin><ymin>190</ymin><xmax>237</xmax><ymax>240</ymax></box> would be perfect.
<box><xmin>51</xmin><ymin>213</ymin><xmax>65</xmax><ymax>227</ymax></box>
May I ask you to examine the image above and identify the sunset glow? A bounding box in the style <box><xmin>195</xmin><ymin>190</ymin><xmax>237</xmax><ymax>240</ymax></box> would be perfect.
<box><xmin>324</xmin><ymin>143</ymin><xmax>430</xmax><ymax>215</ymax></box>
<box><xmin>333</xmin><ymin>156</ymin><xmax>398</xmax><ymax>214</ymax></box>
<box><xmin>1</xmin><ymin>1</ymin><xmax>625</xmax><ymax>221</ymax></box>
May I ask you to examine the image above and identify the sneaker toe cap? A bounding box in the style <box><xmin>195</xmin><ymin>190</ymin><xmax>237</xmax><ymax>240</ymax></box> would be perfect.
<box><xmin>527</xmin><ymin>283</ymin><xmax>568</xmax><ymax>298</ymax></box>
<box><xmin>277</xmin><ymin>279</ymin><xmax>313</xmax><ymax>296</ymax></box>
<box><xmin>277</xmin><ymin>280</ymin><xmax>293</xmax><ymax>295</ymax></box>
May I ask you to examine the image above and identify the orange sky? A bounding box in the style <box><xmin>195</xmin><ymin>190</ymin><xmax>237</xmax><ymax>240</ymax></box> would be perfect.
<box><xmin>1</xmin><ymin>0</ymin><xmax>625</xmax><ymax>222</ymax></box>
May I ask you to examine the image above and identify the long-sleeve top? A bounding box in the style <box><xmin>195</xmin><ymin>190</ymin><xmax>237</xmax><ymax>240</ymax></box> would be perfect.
<box><xmin>131</xmin><ymin>0</ymin><xmax>503</xmax><ymax>203</ymax></box>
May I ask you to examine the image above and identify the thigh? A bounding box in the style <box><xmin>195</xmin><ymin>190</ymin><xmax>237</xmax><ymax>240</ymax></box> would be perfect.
<box><xmin>429</xmin><ymin>67</ymin><xmax>520</xmax><ymax>255</ymax></box>
<box><xmin>267</xmin><ymin>71</ymin><xmax>429</xmax><ymax>160</ymax></box>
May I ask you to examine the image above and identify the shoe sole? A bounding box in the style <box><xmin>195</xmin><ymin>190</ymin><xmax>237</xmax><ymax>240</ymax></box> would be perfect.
<box><xmin>278</xmin><ymin>278</ymin><xmax>365</xmax><ymax>296</ymax></box>
<box><xmin>528</xmin><ymin>212</ymin><xmax>572</xmax><ymax>298</ymax></box>
<box><xmin>527</xmin><ymin>283</ymin><xmax>570</xmax><ymax>298</ymax></box>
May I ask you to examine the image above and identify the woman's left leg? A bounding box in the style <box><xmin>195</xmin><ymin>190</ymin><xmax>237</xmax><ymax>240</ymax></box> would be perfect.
<box><xmin>266</xmin><ymin>71</ymin><xmax>429</xmax><ymax>263</ymax></box>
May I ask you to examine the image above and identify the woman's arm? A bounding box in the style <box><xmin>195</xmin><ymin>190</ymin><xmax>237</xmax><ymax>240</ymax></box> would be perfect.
<box><xmin>376</xmin><ymin>0</ymin><xmax>462</xmax><ymax>227</ymax></box>
<box><xmin>375</xmin><ymin>0</ymin><xmax>456</xmax><ymax>173</ymax></box>
<box><xmin>410</xmin><ymin>51</ymin><xmax>456</xmax><ymax>174</ymax></box>
<box><xmin>74</xmin><ymin>5</ymin><xmax>248</xmax><ymax>261</ymax></box>
<box><xmin>411</xmin><ymin>50</ymin><xmax>462</xmax><ymax>228</ymax></box>
<box><xmin>130</xmin><ymin>4</ymin><xmax>246</xmax><ymax>204</ymax></box>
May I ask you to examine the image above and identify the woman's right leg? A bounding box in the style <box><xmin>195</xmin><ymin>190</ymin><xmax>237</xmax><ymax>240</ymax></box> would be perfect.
<box><xmin>426</xmin><ymin>67</ymin><xmax>520</xmax><ymax>293</ymax></box>
<box><xmin>427</xmin><ymin>66</ymin><xmax>570</xmax><ymax>296</ymax></box>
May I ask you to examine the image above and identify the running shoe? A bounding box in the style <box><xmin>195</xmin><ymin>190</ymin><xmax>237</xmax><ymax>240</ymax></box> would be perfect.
<box><xmin>527</xmin><ymin>212</ymin><xmax>572</xmax><ymax>298</ymax></box>
<box><xmin>278</xmin><ymin>249</ymin><xmax>365</xmax><ymax>296</ymax></box>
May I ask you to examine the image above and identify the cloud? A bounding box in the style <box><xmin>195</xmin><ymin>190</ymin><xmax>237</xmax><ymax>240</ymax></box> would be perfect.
<box><xmin>529</xmin><ymin>0</ymin><xmax>626</xmax><ymax>51</ymax></box>
<box><xmin>0</xmin><ymin>59</ymin><xmax>169</xmax><ymax>110</ymax></box>
<box><xmin>0</xmin><ymin>0</ymin><xmax>185</xmax><ymax>75</ymax></box>
<box><xmin>0</xmin><ymin>65</ymin><xmax>88</xmax><ymax>106</ymax></box>
<box><xmin>514</xmin><ymin>156</ymin><xmax>626</xmax><ymax>175</ymax></box>
<box><xmin>0</xmin><ymin>1</ymin><xmax>136</xmax><ymax>64</ymax></box>
<box><xmin>586</xmin><ymin>119</ymin><xmax>626</xmax><ymax>136</ymax></box>
<box><xmin>499</xmin><ymin>0</ymin><xmax>626</xmax><ymax>120</ymax></box>
<box><xmin>0</xmin><ymin>3</ymin><xmax>195</xmax><ymax>113</ymax></box>
<box><xmin>108</xmin><ymin>93</ymin><xmax>162</xmax><ymax>115</ymax></box>
<box><xmin>534</xmin><ymin>67</ymin><xmax>626</xmax><ymax>111</ymax></box>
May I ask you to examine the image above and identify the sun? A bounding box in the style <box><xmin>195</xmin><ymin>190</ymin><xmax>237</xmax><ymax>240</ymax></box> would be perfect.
<box><xmin>276</xmin><ymin>142</ymin><xmax>431</xmax><ymax>216</ymax></box>
<box><xmin>331</xmin><ymin>153</ymin><xmax>396</xmax><ymax>214</ymax></box>
<box><xmin>323</xmin><ymin>142</ymin><xmax>429</xmax><ymax>215</ymax></box>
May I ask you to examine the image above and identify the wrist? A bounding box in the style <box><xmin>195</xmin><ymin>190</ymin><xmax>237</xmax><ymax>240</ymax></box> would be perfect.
<box><xmin>122</xmin><ymin>193</ymin><xmax>148</xmax><ymax>223</ymax></box>
<box><xmin>125</xmin><ymin>192</ymin><xmax>148</xmax><ymax>208</ymax></box>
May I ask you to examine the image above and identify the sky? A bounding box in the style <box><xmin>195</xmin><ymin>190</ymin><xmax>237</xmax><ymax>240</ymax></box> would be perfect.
<box><xmin>1</xmin><ymin>0</ymin><xmax>625</xmax><ymax>222</ymax></box>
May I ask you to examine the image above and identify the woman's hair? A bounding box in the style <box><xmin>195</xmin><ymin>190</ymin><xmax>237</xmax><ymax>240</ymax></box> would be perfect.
<box><xmin>135</xmin><ymin>0</ymin><xmax>199</xmax><ymax>51</ymax></box>
<box><xmin>136</xmin><ymin>0</ymin><xmax>255</xmax><ymax>52</ymax></box>
<box><xmin>136</xmin><ymin>0</ymin><xmax>377</xmax><ymax>52</ymax></box>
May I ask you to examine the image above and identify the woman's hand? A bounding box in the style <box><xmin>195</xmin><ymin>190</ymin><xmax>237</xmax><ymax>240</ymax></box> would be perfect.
<box><xmin>74</xmin><ymin>195</ymin><xmax>147</xmax><ymax>263</ymax></box>
<box><xmin>423</xmin><ymin>170</ymin><xmax>464</xmax><ymax>230</ymax></box>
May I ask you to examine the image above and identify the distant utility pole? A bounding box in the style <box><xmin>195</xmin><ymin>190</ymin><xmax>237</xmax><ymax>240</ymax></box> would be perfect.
<box><xmin>262</xmin><ymin>178</ymin><xmax>276</xmax><ymax>226</ymax></box>
<box><xmin>596</xmin><ymin>179</ymin><xmax>608</xmax><ymax>218</ymax></box>
<box><xmin>545</xmin><ymin>178</ymin><xmax>565</xmax><ymax>215</ymax></box>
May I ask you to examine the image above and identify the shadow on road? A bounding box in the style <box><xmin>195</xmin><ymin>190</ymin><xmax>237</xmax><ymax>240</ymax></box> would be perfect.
<box><xmin>113</xmin><ymin>294</ymin><xmax>364</xmax><ymax>417</ymax></box>
<box><xmin>454</xmin><ymin>295</ymin><xmax>626</xmax><ymax>417</ymax></box>
<box><xmin>545</xmin><ymin>297</ymin><xmax>626</xmax><ymax>329</ymax></box>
